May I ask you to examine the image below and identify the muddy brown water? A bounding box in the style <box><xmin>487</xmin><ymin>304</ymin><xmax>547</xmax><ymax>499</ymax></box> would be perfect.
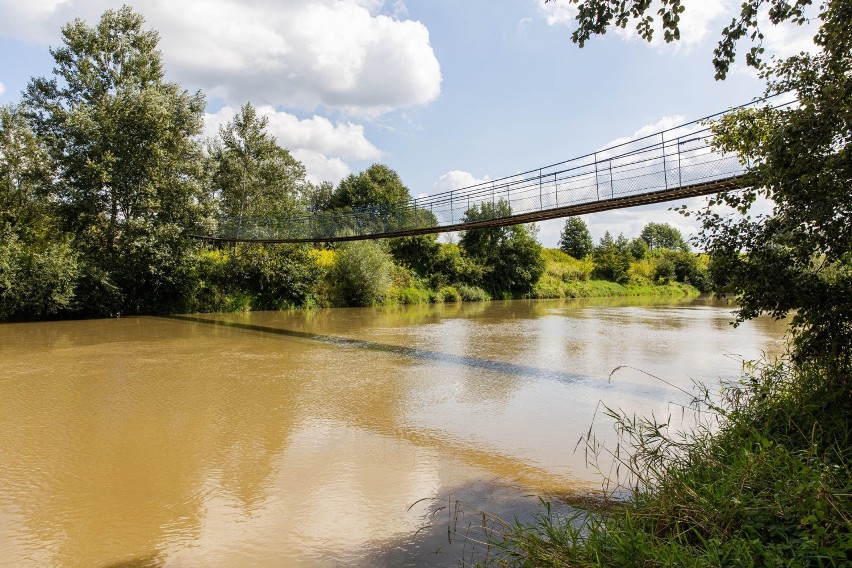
<box><xmin>0</xmin><ymin>297</ymin><xmax>788</xmax><ymax>567</ymax></box>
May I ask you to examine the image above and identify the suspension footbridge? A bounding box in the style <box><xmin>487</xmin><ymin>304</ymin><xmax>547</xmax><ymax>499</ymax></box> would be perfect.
<box><xmin>197</xmin><ymin>108</ymin><xmax>755</xmax><ymax>244</ymax></box>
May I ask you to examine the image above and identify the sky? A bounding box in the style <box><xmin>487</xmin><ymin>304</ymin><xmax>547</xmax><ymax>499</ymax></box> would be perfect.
<box><xmin>0</xmin><ymin>0</ymin><xmax>818</xmax><ymax>246</ymax></box>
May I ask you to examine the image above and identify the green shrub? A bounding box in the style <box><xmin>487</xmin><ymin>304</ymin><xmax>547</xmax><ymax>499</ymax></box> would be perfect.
<box><xmin>389</xmin><ymin>285</ymin><xmax>432</xmax><ymax>305</ymax></box>
<box><xmin>456</xmin><ymin>284</ymin><xmax>491</xmax><ymax>302</ymax></box>
<box><xmin>331</xmin><ymin>241</ymin><xmax>393</xmax><ymax>307</ymax></box>
<box><xmin>533</xmin><ymin>273</ymin><xmax>565</xmax><ymax>298</ymax></box>
<box><xmin>228</xmin><ymin>243</ymin><xmax>321</xmax><ymax>309</ymax></box>
<box><xmin>434</xmin><ymin>285</ymin><xmax>462</xmax><ymax>303</ymax></box>
<box><xmin>0</xmin><ymin>232</ymin><xmax>80</xmax><ymax>320</ymax></box>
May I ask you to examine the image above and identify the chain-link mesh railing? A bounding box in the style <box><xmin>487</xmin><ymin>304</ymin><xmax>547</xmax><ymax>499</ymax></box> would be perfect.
<box><xmin>202</xmin><ymin>118</ymin><xmax>751</xmax><ymax>243</ymax></box>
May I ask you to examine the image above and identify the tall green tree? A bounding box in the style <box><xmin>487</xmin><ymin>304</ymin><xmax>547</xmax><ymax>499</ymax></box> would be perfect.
<box><xmin>23</xmin><ymin>6</ymin><xmax>209</xmax><ymax>314</ymax></box>
<box><xmin>558</xmin><ymin>217</ymin><xmax>594</xmax><ymax>259</ymax></box>
<box><xmin>211</xmin><ymin>102</ymin><xmax>308</xmax><ymax>229</ymax></box>
<box><xmin>459</xmin><ymin>200</ymin><xmax>545</xmax><ymax>297</ymax></box>
<box><xmin>639</xmin><ymin>222</ymin><xmax>690</xmax><ymax>252</ymax></box>
<box><xmin>332</xmin><ymin>164</ymin><xmax>411</xmax><ymax>210</ymax></box>
<box><xmin>701</xmin><ymin>0</ymin><xmax>852</xmax><ymax>360</ymax></box>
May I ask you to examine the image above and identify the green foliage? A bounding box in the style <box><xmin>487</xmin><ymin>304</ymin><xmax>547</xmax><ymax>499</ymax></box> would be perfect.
<box><xmin>332</xmin><ymin>164</ymin><xmax>411</xmax><ymax>210</ymax></box>
<box><xmin>651</xmin><ymin>250</ymin><xmax>710</xmax><ymax>292</ymax></box>
<box><xmin>430</xmin><ymin>243</ymin><xmax>485</xmax><ymax>289</ymax></box>
<box><xmin>388</xmin><ymin>234</ymin><xmax>440</xmax><ymax>277</ymax></box>
<box><xmin>695</xmin><ymin>0</ymin><xmax>852</xmax><ymax>361</ymax></box>
<box><xmin>226</xmin><ymin>244</ymin><xmax>321</xmax><ymax>310</ymax></box>
<box><xmin>210</xmin><ymin>102</ymin><xmax>307</xmax><ymax>227</ymax></box>
<box><xmin>558</xmin><ymin>217</ymin><xmax>594</xmax><ymax>259</ymax></box>
<box><xmin>0</xmin><ymin>105</ymin><xmax>56</xmax><ymax>243</ymax></box>
<box><xmin>456</xmin><ymin>284</ymin><xmax>491</xmax><ymax>302</ymax></box>
<box><xmin>0</xmin><ymin>231</ymin><xmax>80</xmax><ymax>320</ymax></box>
<box><xmin>545</xmin><ymin>0</ymin><xmax>814</xmax><ymax>79</ymax></box>
<box><xmin>627</xmin><ymin>237</ymin><xmax>648</xmax><ymax>260</ymax></box>
<box><xmin>592</xmin><ymin>231</ymin><xmax>632</xmax><ymax>284</ymax></box>
<box><xmin>330</xmin><ymin>240</ymin><xmax>394</xmax><ymax>307</ymax></box>
<box><xmin>460</xmin><ymin>200</ymin><xmax>545</xmax><ymax>297</ymax></box>
<box><xmin>639</xmin><ymin>222</ymin><xmax>690</xmax><ymax>252</ymax></box>
<box><xmin>434</xmin><ymin>285</ymin><xmax>462</xmax><ymax>303</ymax></box>
<box><xmin>23</xmin><ymin>6</ymin><xmax>209</xmax><ymax>315</ymax></box>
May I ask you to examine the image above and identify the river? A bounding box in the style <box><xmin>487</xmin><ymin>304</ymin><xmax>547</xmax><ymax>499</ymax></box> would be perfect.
<box><xmin>0</xmin><ymin>297</ymin><xmax>788</xmax><ymax>567</ymax></box>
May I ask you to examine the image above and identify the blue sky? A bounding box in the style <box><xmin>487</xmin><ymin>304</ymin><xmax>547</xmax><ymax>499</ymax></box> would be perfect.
<box><xmin>0</xmin><ymin>1</ymin><xmax>816</xmax><ymax>246</ymax></box>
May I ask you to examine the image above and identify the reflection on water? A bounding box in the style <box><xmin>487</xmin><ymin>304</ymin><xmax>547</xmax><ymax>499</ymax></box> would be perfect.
<box><xmin>0</xmin><ymin>297</ymin><xmax>788</xmax><ymax>566</ymax></box>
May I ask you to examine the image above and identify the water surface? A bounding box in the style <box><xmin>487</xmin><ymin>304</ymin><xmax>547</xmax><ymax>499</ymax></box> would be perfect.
<box><xmin>0</xmin><ymin>297</ymin><xmax>788</xmax><ymax>566</ymax></box>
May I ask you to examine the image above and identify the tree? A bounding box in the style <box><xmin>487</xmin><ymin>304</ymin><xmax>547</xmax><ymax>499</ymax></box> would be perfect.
<box><xmin>592</xmin><ymin>231</ymin><xmax>632</xmax><ymax>284</ymax></box>
<box><xmin>559</xmin><ymin>217</ymin><xmax>594</xmax><ymax>259</ymax></box>
<box><xmin>639</xmin><ymin>222</ymin><xmax>689</xmax><ymax>252</ymax></box>
<box><xmin>23</xmin><ymin>6</ymin><xmax>209</xmax><ymax>315</ymax></box>
<box><xmin>0</xmin><ymin>105</ymin><xmax>56</xmax><ymax>243</ymax></box>
<box><xmin>211</xmin><ymin>102</ymin><xmax>308</xmax><ymax>233</ymax></box>
<box><xmin>459</xmin><ymin>200</ymin><xmax>545</xmax><ymax>297</ymax></box>
<box><xmin>700</xmin><ymin>0</ymin><xmax>852</xmax><ymax>360</ymax></box>
<box><xmin>551</xmin><ymin>0</ymin><xmax>852</xmax><ymax>360</ymax></box>
<box><xmin>544</xmin><ymin>0</ymin><xmax>814</xmax><ymax>79</ymax></box>
<box><xmin>332</xmin><ymin>164</ymin><xmax>411</xmax><ymax>210</ymax></box>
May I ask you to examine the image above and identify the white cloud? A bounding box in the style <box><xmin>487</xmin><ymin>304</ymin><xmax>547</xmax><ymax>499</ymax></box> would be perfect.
<box><xmin>0</xmin><ymin>0</ymin><xmax>441</xmax><ymax>116</ymax></box>
<box><xmin>290</xmin><ymin>149</ymin><xmax>353</xmax><ymax>186</ymax></box>
<box><xmin>0</xmin><ymin>81</ymin><xmax>5</xmax><ymax>97</ymax></box>
<box><xmin>204</xmin><ymin>105</ymin><xmax>382</xmax><ymax>185</ymax></box>
<box><xmin>432</xmin><ymin>170</ymin><xmax>491</xmax><ymax>195</ymax></box>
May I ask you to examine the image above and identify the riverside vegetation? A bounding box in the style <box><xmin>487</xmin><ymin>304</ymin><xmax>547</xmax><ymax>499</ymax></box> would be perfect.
<box><xmin>0</xmin><ymin>7</ymin><xmax>706</xmax><ymax>322</ymax></box>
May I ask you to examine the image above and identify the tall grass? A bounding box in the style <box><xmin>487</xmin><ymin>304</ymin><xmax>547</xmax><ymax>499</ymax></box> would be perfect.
<box><xmin>485</xmin><ymin>357</ymin><xmax>851</xmax><ymax>566</ymax></box>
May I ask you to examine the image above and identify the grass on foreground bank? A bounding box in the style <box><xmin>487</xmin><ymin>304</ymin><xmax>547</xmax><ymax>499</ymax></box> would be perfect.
<box><xmin>484</xmin><ymin>356</ymin><xmax>851</xmax><ymax>567</ymax></box>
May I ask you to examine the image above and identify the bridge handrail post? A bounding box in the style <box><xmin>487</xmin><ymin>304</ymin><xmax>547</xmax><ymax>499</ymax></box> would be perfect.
<box><xmin>539</xmin><ymin>169</ymin><xmax>543</xmax><ymax>209</ymax></box>
<box><xmin>662</xmin><ymin>133</ymin><xmax>668</xmax><ymax>189</ymax></box>
<box><xmin>554</xmin><ymin>173</ymin><xmax>558</xmax><ymax>205</ymax></box>
<box><xmin>594</xmin><ymin>152</ymin><xmax>600</xmax><ymax>200</ymax></box>
<box><xmin>677</xmin><ymin>136</ymin><xmax>682</xmax><ymax>188</ymax></box>
<box><xmin>450</xmin><ymin>190</ymin><xmax>454</xmax><ymax>224</ymax></box>
<box><xmin>609</xmin><ymin>160</ymin><xmax>614</xmax><ymax>198</ymax></box>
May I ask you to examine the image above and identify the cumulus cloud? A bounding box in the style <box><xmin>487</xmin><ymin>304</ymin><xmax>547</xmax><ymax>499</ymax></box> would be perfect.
<box><xmin>432</xmin><ymin>170</ymin><xmax>491</xmax><ymax>195</ymax></box>
<box><xmin>0</xmin><ymin>81</ymin><xmax>5</xmax><ymax>97</ymax></box>
<box><xmin>204</xmin><ymin>105</ymin><xmax>382</xmax><ymax>185</ymax></box>
<box><xmin>0</xmin><ymin>0</ymin><xmax>441</xmax><ymax>116</ymax></box>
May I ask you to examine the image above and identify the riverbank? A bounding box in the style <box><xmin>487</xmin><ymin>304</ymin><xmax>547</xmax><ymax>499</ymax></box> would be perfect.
<box><xmin>490</xmin><ymin>355</ymin><xmax>851</xmax><ymax>566</ymax></box>
<box><xmin>181</xmin><ymin>245</ymin><xmax>702</xmax><ymax>316</ymax></box>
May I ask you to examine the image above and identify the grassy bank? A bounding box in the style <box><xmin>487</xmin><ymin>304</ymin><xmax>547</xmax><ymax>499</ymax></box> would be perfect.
<box><xmin>533</xmin><ymin>248</ymin><xmax>701</xmax><ymax>300</ymax></box>
<box><xmin>488</xmin><ymin>356</ymin><xmax>851</xmax><ymax>566</ymax></box>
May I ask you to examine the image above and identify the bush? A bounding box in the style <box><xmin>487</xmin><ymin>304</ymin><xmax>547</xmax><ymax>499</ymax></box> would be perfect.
<box><xmin>331</xmin><ymin>240</ymin><xmax>393</xmax><ymax>307</ymax></box>
<box><xmin>434</xmin><ymin>285</ymin><xmax>462</xmax><ymax>303</ymax></box>
<box><xmin>228</xmin><ymin>243</ymin><xmax>322</xmax><ymax>309</ymax></box>
<box><xmin>430</xmin><ymin>243</ymin><xmax>484</xmax><ymax>289</ymax></box>
<box><xmin>456</xmin><ymin>284</ymin><xmax>491</xmax><ymax>302</ymax></box>
<box><xmin>0</xmin><ymin>232</ymin><xmax>80</xmax><ymax>320</ymax></box>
